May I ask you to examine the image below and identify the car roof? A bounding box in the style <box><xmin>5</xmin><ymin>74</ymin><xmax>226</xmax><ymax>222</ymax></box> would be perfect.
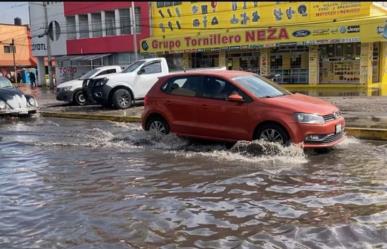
<box><xmin>160</xmin><ymin>70</ymin><xmax>254</xmax><ymax>81</ymax></box>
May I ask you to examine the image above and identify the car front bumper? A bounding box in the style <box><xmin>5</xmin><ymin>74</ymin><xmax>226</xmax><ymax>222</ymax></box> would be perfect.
<box><xmin>290</xmin><ymin>117</ymin><xmax>346</xmax><ymax>148</ymax></box>
<box><xmin>0</xmin><ymin>107</ymin><xmax>38</xmax><ymax>116</ymax></box>
<box><xmin>56</xmin><ymin>88</ymin><xmax>74</xmax><ymax>102</ymax></box>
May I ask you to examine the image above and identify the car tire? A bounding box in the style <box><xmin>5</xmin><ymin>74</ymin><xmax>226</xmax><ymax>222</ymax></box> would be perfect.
<box><xmin>146</xmin><ymin>116</ymin><xmax>170</xmax><ymax>135</ymax></box>
<box><xmin>73</xmin><ymin>90</ymin><xmax>87</xmax><ymax>106</ymax></box>
<box><xmin>112</xmin><ymin>89</ymin><xmax>132</xmax><ymax>109</ymax></box>
<box><xmin>254</xmin><ymin>123</ymin><xmax>290</xmax><ymax>145</ymax></box>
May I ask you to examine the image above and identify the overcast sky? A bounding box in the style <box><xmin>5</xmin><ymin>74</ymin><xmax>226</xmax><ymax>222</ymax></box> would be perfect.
<box><xmin>0</xmin><ymin>2</ymin><xmax>29</xmax><ymax>25</ymax></box>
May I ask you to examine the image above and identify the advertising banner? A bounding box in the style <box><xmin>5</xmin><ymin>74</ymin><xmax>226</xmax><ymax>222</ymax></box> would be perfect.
<box><xmin>141</xmin><ymin>16</ymin><xmax>387</xmax><ymax>53</ymax></box>
<box><xmin>151</xmin><ymin>2</ymin><xmax>371</xmax><ymax>37</ymax></box>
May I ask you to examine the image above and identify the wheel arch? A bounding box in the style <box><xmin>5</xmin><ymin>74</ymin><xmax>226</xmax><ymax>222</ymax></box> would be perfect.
<box><xmin>144</xmin><ymin>112</ymin><xmax>170</xmax><ymax>131</ymax></box>
<box><xmin>253</xmin><ymin>120</ymin><xmax>293</xmax><ymax>142</ymax></box>
<box><xmin>72</xmin><ymin>88</ymin><xmax>83</xmax><ymax>102</ymax></box>
<box><xmin>108</xmin><ymin>85</ymin><xmax>134</xmax><ymax>105</ymax></box>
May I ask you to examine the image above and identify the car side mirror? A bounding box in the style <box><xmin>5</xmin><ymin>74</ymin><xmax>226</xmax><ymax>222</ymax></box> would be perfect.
<box><xmin>137</xmin><ymin>68</ymin><xmax>145</xmax><ymax>75</ymax></box>
<box><xmin>227</xmin><ymin>93</ymin><xmax>244</xmax><ymax>103</ymax></box>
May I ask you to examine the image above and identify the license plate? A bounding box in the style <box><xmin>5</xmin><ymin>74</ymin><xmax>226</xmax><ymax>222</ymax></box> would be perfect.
<box><xmin>336</xmin><ymin>124</ymin><xmax>342</xmax><ymax>134</ymax></box>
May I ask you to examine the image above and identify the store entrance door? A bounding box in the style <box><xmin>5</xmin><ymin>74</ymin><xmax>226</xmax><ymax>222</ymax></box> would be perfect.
<box><xmin>226</xmin><ymin>51</ymin><xmax>259</xmax><ymax>74</ymax></box>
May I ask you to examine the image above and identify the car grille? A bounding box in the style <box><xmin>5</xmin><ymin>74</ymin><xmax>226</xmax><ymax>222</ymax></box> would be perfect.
<box><xmin>306</xmin><ymin>132</ymin><xmax>344</xmax><ymax>144</ymax></box>
<box><xmin>323</xmin><ymin>113</ymin><xmax>336</xmax><ymax>122</ymax></box>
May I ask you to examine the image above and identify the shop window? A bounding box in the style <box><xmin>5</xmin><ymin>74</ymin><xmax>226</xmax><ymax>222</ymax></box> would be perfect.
<box><xmin>192</xmin><ymin>52</ymin><xmax>219</xmax><ymax>68</ymax></box>
<box><xmin>290</xmin><ymin>54</ymin><xmax>302</xmax><ymax>68</ymax></box>
<box><xmin>91</xmin><ymin>13</ymin><xmax>102</xmax><ymax>38</ymax></box>
<box><xmin>66</xmin><ymin>16</ymin><xmax>76</xmax><ymax>40</ymax></box>
<box><xmin>135</xmin><ymin>7</ymin><xmax>141</xmax><ymax>33</ymax></box>
<box><xmin>270</xmin><ymin>55</ymin><xmax>283</xmax><ymax>70</ymax></box>
<box><xmin>319</xmin><ymin>43</ymin><xmax>361</xmax><ymax>84</ymax></box>
<box><xmin>105</xmin><ymin>11</ymin><xmax>116</xmax><ymax>36</ymax></box>
<box><xmin>372</xmin><ymin>42</ymin><xmax>380</xmax><ymax>83</ymax></box>
<box><xmin>78</xmin><ymin>14</ymin><xmax>89</xmax><ymax>39</ymax></box>
<box><xmin>156</xmin><ymin>1</ymin><xmax>182</xmax><ymax>8</ymax></box>
<box><xmin>119</xmin><ymin>9</ymin><xmax>131</xmax><ymax>35</ymax></box>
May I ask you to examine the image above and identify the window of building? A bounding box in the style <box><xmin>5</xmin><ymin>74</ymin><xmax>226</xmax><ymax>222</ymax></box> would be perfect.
<box><xmin>3</xmin><ymin>45</ymin><xmax>15</xmax><ymax>54</ymax></box>
<box><xmin>156</xmin><ymin>1</ymin><xmax>182</xmax><ymax>8</ymax></box>
<box><xmin>78</xmin><ymin>14</ymin><xmax>89</xmax><ymax>39</ymax></box>
<box><xmin>135</xmin><ymin>7</ymin><xmax>141</xmax><ymax>34</ymax></box>
<box><xmin>192</xmin><ymin>52</ymin><xmax>219</xmax><ymax>68</ymax></box>
<box><xmin>372</xmin><ymin>42</ymin><xmax>380</xmax><ymax>83</ymax></box>
<box><xmin>66</xmin><ymin>16</ymin><xmax>76</xmax><ymax>40</ymax></box>
<box><xmin>119</xmin><ymin>9</ymin><xmax>131</xmax><ymax>35</ymax></box>
<box><xmin>105</xmin><ymin>11</ymin><xmax>116</xmax><ymax>36</ymax></box>
<box><xmin>91</xmin><ymin>12</ymin><xmax>102</xmax><ymax>38</ymax></box>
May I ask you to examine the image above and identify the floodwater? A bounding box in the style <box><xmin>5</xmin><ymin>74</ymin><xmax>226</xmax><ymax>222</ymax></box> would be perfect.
<box><xmin>1</xmin><ymin>117</ymin><xmax>387</xmax><ymax>249</ymax></box>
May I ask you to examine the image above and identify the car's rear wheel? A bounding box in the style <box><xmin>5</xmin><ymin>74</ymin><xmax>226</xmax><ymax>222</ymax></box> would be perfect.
<box><xmin>146</xmin><ymin>116</ymin><xmax>170</xmax><ymax>135</ymax></box>
<box><xmin>112</xmin><ymin>89</ymin><xmax>132</xmax><ymax>109</ymax></box>
<box><xmin>254</xmin><ymin>123</ymin><xmax>290</xmax><ymax>145</ymax></box>
<box><xmin>73</xmin><ymin>90</ymin><xmax>87</xmax><ymax>106</ymax></box>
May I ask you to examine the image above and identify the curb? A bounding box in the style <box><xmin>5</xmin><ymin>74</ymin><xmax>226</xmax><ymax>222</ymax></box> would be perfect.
<box><xmin>40</xmin><ymin>111</ymin><xmax>387</xmax><ymax>141</ymax></box>
<box><xmin>40</xmin><ymin>111</ymin><xmax>141</xmax><ymax>123</ymax></box>
<box><xmin>345</xmin><ymin>127</ymin><xmax>387</xmax><ymax>141</ymax></box>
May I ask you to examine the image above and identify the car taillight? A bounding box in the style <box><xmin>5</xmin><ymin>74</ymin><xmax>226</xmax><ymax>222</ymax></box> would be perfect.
<box><xmin>144</xmin><ymin>95</ymin><xmax>149</xmax><ymax>106</ymax></box>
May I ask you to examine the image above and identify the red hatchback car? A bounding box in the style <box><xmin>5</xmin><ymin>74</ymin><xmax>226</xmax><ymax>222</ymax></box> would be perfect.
<box><xmin>142</xmin><ymin>70</ymin><xmax>345</xmax><ymax>148</ymax></box>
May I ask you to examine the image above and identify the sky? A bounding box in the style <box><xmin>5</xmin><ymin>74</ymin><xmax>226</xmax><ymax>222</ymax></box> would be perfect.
<box><xmin>0</xmin><ymin>2</ymin><xmax>29</xmax><ymax>25</ymax></box>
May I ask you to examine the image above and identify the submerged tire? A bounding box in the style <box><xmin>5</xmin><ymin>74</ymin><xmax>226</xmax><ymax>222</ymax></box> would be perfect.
<box><xmin>146</xmin><ymin>116</ymin><xmax>170</xmax><ymax>135</ymax></box>
<box><xmin>254</xmin><ymin>123</ymin><xmax>290</xmax><ymax>146</ymax></box>
<box><xmin>112</xmin><ymin>89</ymin><xmax>132</xmax><ymax>109</ymax></box>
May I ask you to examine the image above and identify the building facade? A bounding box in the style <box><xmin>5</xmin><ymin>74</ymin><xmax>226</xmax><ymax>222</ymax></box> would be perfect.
<box><xmin>141</xmin><ymin>2</ymin><xmax>387</xmax><ymax>92</ymax></box>
<box><xmin>0</xmin><ymin>21</ymin><xmax>36</xmax><ymax>82</ymax></box>
<box><xmin>29</xmin><ymin>1</ymin><xmax>150</xmax><ymax>84</ymax></box>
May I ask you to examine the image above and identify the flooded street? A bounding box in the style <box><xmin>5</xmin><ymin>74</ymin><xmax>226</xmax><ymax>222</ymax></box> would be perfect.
<box><xmin>1</xmin><ymin>117</ymin><xmax>387</xmax><ymax>248</ymax></box>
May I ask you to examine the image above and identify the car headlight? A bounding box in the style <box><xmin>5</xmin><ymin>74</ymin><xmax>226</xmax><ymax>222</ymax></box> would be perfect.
<box><xmin>294</xmin><ymin>113</ymin><xmax>325</xmax><ymax>124</ymax></box>
<box><xmin>27</xmin><ymin>97</ymin><xmax>37</xmax><ymax>107</ymax></box>
<box><xmin>94</xmin><ymin>78</ymin><xmax>109</xmax><ymax>87</ymax></box>
<box><xmin>62</xmin><ymin>86</ymin><xmax>72</xmax><ymax>91</ymax></box>
<box><xmin>0</xmin><ymin>100</ymin><xmax>6</xmax><ymax>110</ymax></box>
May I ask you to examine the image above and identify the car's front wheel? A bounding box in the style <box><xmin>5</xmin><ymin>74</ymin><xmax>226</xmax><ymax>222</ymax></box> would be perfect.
<box><xmin>73</xmin><ymin>90</ymin><xmax>87</xmax><ymax>106</ymax></box>
<box><xmin>146</xmin><ymin>116</ymin><xmax>170</xmax><ymax>135</ymax></box>
<box><xmin>112</xmin><ymin>89</ymin><xmax>132</xmax><ymax>109</ymax></box>
<box><xmin>254</xmin><ymin>123</ymin><xmax>290</xmax><ymax>145</ymax></box>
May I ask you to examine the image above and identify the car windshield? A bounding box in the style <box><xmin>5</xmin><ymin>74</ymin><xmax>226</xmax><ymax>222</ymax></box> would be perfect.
<box><xmin>233</xmin><ymin>74</ymin><xmax>290</xmax><ymax>98</ymax></box>
<box><xmin>0</xmin><ymin>76</ymin><xmax>13</xmax><ymax>88</ymax></box>
<box><xmin>122</xmin><ymin>60</ymin><xmax>146</xmax><ymax>73</ymax></box>
<box><xmin>79</xmin><ymin>68</ymin><xmax>100</xmax><ymax>80</ymax></box>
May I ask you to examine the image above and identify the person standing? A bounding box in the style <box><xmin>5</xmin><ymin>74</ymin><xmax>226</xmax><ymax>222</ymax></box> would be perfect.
<box><xmin>29</xmin><ymin>72</ymin><xmax>36</xmax><ymax>88</ymax></box>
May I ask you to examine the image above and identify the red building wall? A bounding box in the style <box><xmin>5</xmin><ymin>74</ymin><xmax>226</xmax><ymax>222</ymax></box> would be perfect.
<box><xmin>64</xmin><ymin>2</ymin><xmax>150</xmax><ymax>55</ymax></box>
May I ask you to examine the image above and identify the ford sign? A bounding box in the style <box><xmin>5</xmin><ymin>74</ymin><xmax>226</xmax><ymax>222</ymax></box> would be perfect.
<box><xmin>292</xmin><ymin>30</ymin><xmax>311</xmax><ymax>37</ymax></box>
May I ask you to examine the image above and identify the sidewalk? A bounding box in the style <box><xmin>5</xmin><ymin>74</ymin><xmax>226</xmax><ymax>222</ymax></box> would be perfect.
<box><xmin>22</xmin><ymin>86</ymin><xmax>387</xmax><ymax>140</ymax></box>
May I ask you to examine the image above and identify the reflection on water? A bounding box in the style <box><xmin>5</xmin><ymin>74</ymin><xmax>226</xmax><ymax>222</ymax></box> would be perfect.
<box><xmin>1</xmin><ymin>118</ymin><xmax>387</xmax><ymax>248</ymax></box>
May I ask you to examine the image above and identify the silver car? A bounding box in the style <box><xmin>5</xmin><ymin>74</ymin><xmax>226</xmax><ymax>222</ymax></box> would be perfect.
<box><xmin>0</xmin><ymin>76</ymin><xmax>38</xmax><ymax>116</ymax></box>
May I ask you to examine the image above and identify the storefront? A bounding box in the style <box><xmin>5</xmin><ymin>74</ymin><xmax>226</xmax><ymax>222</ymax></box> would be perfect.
<box><xmin>142</xmin><ymin>2</ymin><xmax>387</xmax><ymax>88</ymax></box>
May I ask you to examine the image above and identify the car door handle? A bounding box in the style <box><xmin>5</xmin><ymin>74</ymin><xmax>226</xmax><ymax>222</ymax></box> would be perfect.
<box><xmin>201</xmin><ymin>104</ymin><xmax>208</xmax><ymax>109</ymax></box>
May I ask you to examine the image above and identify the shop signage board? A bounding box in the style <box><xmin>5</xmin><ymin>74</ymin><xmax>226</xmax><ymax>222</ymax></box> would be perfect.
<box><xmin>151</xmin><ymin>2</ymin><xmax>371</xmax><ymax>37</ymax></box>
<box><xmin>141</xmin><ymin>16</ymin><xmax>387</xmax><ymax>53</ymax></box>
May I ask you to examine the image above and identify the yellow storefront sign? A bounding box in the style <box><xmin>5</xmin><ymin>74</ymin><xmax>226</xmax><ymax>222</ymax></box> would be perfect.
<box><xmin>151</xmin><ymin>2</ymin><xmax>372</xmax><ymax>37</ymax></box>
<box><xmin>141</xmin><ymin>16</ymin><xmax>387</xmax><ymax>53</ymax></box>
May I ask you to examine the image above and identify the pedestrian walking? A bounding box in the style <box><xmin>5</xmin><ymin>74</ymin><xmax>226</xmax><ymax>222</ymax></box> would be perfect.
<box><xmin>29</xmin><ymin>72</ymin><xmax>36</xmax><ymax>88</ymax></box>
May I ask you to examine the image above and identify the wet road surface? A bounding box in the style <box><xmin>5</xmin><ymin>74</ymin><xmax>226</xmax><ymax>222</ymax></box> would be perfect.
<box><xmin>1</xmin><ymin>117</ymin><xmax>387</xmax><ymax>248</ymax></box>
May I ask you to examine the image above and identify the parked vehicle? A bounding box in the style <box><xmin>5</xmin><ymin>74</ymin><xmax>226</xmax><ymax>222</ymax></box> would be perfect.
<box><xmin>0</xmin><ymin>76</ymin><xmax>38</xmax><ymax>116</ymax></box>
<box><xmin>83</xmin><ymin>58</ymin><xmax>171</xmax><ymax>109</ymax></box>
<box><xmin>56</xmin><ymin>65</ymin><xmax>123</xmax><ymax>105</ymax></box>
<box><xmin>142</xmin><ymin>70</ymin><xmax>345</xmax><ymax>148</ymax></box>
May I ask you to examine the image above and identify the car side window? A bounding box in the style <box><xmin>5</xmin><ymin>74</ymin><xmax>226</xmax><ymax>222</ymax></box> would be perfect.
<box><xmin>141</xmin><ymin>61</ymin><xmax>162</xmax><ymax>74</ymax></box>
<box><xmin>201</xmin><ymin>77</ymin><xmax>241</xmax><ymax>100</ymax></box>
<box><xmin>163</xmin><ymin>76</ymin><xmax>202</xmax><ymax>97</ymax></box>
<box><xmin>96</xmin><ymin>69</ymin><xmax>116</xmax><ymax>76</ymax></box>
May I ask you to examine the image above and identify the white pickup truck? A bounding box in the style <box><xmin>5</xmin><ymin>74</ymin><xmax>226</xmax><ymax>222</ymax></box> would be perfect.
<box><xmin>83</xmin><ymin>58</ymin><xmax>174</xmax><ymax>109</ymax></box>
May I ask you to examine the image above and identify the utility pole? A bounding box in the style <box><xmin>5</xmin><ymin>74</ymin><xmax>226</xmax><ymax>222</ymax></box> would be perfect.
<box><xmin>43</xmin><ymin>1</ymin><xmax>54</xmax><ymax>88</ymax></box>
<box><xmin>131</xmin><ymin>1</ymin><xmax>138</xmax><ymax>61</ymax></box>
<box><xmin>11</xmin><ymin>39</ymin><xmax>17</xmax><ymax>83</ymax></box>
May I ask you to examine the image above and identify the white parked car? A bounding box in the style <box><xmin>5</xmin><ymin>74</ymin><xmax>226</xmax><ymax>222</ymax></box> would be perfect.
<box><xmin>0</xmin><ymin>76</ymin><xmax>38</xmax><ymax>116</ymax></box>
<box><xmin>83</xmin><ymin>58</ymin><xmax>172</xmax><ymax>109</ymax></box>
<box><xmin>56</xmin><ymin>65</ymin><xmax>123</xmax><ymax>105</ymax></box>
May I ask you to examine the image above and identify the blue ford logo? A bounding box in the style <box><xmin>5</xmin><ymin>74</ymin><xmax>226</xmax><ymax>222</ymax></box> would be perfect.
<box><xmin>292</xmin><ymin>30</ymin><xmax>311</xmax><ymax>37</ymax></box>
